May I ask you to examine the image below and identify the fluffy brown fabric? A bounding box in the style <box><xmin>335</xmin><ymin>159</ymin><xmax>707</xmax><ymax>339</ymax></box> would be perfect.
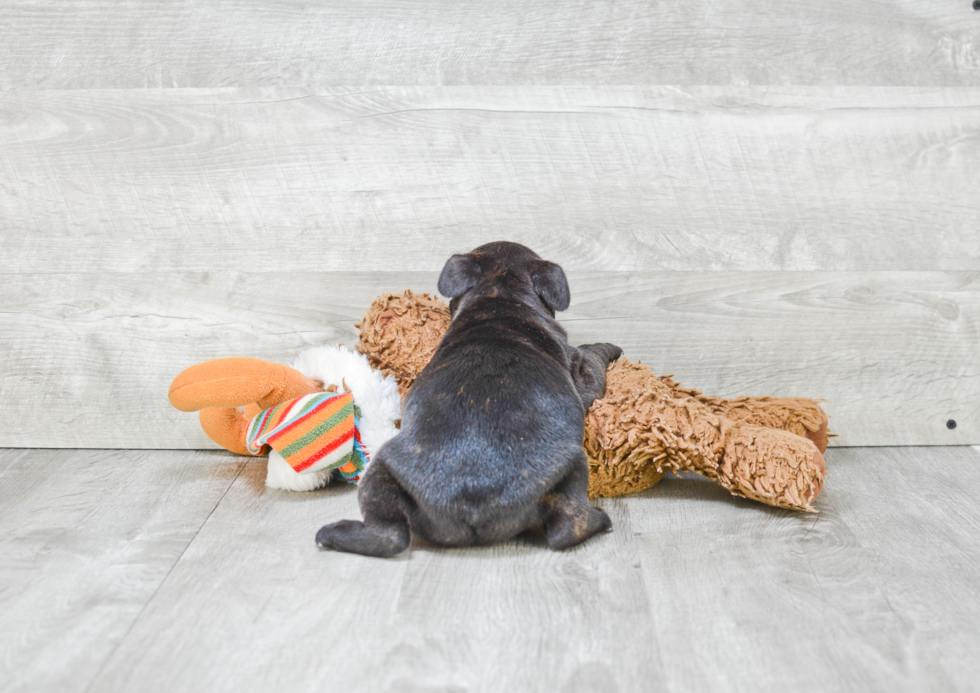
<box><xmin>357</xmin><ymin>290</ymin><xmax>829</xmax><ymax>511</ymax></box>
<box><xmin>704</xmin><ymin>394</ymin><xmax>829</xmax><ymax>452</ymax></box>
<box><xmin>356</xmin><ymin>290</ymin><xmax>452</xmax><ymax>396</ymax></box>
<box><xmin>584</xmin><ymin>360</ymin><xmax>825</xmax><ymax>511</ymax></box>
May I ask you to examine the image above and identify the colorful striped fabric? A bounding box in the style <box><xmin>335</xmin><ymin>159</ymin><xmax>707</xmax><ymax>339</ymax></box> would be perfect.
<box><xmin>245</xmin><ymin>392</ymin><xmax>368</xmax><ymax>482</ymax></box>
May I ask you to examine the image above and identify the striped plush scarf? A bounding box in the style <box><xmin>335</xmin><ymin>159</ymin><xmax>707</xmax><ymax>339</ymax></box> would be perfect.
<box><xmin>245</xmin><ymin>392</ymin><xmax>367</xmax><ymax>482</ymax></box>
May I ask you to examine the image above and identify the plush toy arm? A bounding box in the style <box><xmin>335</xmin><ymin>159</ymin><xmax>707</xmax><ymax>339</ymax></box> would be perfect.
<box><xmin>169</xmin><ymin>357</ymin><xmax>323</xmax><ymax>412</ymax></box>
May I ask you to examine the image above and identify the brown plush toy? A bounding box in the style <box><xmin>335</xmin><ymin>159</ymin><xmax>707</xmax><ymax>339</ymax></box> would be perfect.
<box><xmin>357</xmin><ymin>291</ymin><xmax>829</xmax><ymax>512</ymax></box>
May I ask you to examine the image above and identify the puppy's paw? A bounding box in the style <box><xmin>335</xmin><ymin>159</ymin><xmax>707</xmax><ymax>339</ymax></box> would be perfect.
<box><xmin>544</xmin><ymin>504</ymin><xmax>614</xmax><ymax>550</ymax></box>
<box><xmin>593</xmin><ymin>506</ymin><xmax>613</xmax><ymax>533</ymax></box>
<box><xmin>315</xmin><ymin>519</ymin><xmax>411</xmax><ymax>557</ymax></box>
<box><xmin>600</xmin><ymin>343</ymin><xmax>623</xmax><ymax>364</ymax></box>
<box><xmin>315</xmin><ymin>520</ymin><xmax>363</xmax><ymax>550</ymax></box>
<box><xmin>579</xmin><ymin>342</ymin><xmax>623</xmax><ymax>364</ymax></box>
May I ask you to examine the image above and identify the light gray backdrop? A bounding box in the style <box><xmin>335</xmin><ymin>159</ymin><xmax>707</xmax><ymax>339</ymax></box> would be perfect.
<box><xmin>1</xmin><ymin>2</ymin><xmax>977</xmax><ymax>449</ymax></box>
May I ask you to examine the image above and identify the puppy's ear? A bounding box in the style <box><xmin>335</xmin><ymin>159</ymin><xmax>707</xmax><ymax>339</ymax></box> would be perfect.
<box><xmin>532</xmin><ymin>261</ymin><xmax>570</xmax><ymax>312</ymax></box>
<box><xmin>438</xmin><ymin>254</ymin><xmax>482</xmax><ymax>299</ymax></box>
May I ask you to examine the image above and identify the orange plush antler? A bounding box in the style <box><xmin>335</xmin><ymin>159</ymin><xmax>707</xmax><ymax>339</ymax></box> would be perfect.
<box><xmin>169</xmin><ymin>357</ymin><xmax>324</xmax><ymax>455</ymax></box>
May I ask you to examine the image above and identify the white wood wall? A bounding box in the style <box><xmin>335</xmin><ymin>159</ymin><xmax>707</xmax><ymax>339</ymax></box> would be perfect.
<box><xmin>1</xmin><ymin>1</ymin><xmax>978</xmax><ymax>448</ymax></box>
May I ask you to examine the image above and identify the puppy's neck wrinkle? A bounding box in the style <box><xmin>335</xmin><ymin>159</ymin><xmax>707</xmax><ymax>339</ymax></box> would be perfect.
<box><xmin>445</xmin><ymin>296</ymin><xmax>569</xmax><ymax>364</ymax></box>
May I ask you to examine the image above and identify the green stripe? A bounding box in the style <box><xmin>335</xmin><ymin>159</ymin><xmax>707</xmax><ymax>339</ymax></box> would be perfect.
<box><xmin>295</xmin><ymin>394</ymin><xmax>332</xmax><ymax>418</ymax></box>
<box><xmin>279</xmin><ymin>402</ymin><xmax>353</xmax><ymax>459</ymax></box>
<box><xmin>264</xmin><ymin>394</ymin><xmax>340</xmax><ymax>440</ymax></box>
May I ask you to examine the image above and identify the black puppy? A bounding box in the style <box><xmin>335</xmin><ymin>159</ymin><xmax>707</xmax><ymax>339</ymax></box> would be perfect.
<box><xmin>316</xmin><ymin>242</ymin><xmax>622</xmax><ymax>557</ymax></box>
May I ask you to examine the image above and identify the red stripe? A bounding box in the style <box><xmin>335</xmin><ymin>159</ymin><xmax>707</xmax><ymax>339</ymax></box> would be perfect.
<box><xmin>291</xmin><ymin>428</ymin><xmax>355</xmax><ymax>473</ymax></box>
<box><xmin>352</xmin><ymin>425</ymin><xmax>369</xmax><ymax>461</ymax></box>
<box><xmin>264</xmin><ymin>394</ymin><xmax>349</xmax><ymax>446</ymax></box>
<box><xmin>278</xmin><ymin>394</ymin><xmax>348</xmax><ymax>432</ymax></box>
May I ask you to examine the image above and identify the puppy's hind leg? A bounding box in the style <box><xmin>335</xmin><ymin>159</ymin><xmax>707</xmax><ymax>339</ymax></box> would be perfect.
<box><xmin>316</xmin><ymin>458</ymin><xmax>412</xmax><ymax>558</ymax></box>
<box><xmin>540</xmin><ymin>453</ymin><xmax>612</xmax><ymax>551</ymax></box>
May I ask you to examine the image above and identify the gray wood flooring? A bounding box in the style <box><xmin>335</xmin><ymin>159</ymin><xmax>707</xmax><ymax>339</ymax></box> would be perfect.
<box><xmin>2</xmin><ymin>446</ymin><xmax>978</xmax><ymax>693</ymax></box>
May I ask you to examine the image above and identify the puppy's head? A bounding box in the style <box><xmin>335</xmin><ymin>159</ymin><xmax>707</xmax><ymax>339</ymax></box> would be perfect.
<box><xmin>438</xmin><ymin>241</ymin><xmax>570</xmax><ymax>317</ymax></box>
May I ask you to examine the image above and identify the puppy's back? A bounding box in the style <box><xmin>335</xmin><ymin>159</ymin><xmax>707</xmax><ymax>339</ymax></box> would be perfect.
<box><xmin>387</xmin><ymin>301</ymin><xmax>585</xmax><ymax>511</ymax></box>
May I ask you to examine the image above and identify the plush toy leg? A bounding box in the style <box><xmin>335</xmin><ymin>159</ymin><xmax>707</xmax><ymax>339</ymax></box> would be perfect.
<box><xmin>197</xmin><ymin>402</ymin><xmax>262</xmax><ymax>456</ymax></box>
<box><xmin>719</xmin><ymin>425</ymin><xmax>825</xmax><ymax>511</ymax></box>
<box><xmin>653</xmin><ymin>376</ymin><xmax>830</xmax><ymax>453</ymax></box>
<box><xmin>586</xmin><ymin>359</ymin><xmax>827</xmax><ymax>511</ymax></box>
<box><xmin>699</xmin><ymin>395</ymin><xmax>829</xmax><ymax>453</ymax></box>
<box><xmin>169</xmin><ymin>357</ymin><xmax>323</xmax><ymax>413</ymax></box>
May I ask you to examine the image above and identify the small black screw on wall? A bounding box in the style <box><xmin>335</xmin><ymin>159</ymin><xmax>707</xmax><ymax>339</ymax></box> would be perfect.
<box><xmin>947</xmin><ymin>419</ymin><xmax>957</xmax><ymax>430</ymax></box>
<box><xmin>974</xmin><ymin>0</ymin><xmax>980</xmax><ymax>11</ymax></box>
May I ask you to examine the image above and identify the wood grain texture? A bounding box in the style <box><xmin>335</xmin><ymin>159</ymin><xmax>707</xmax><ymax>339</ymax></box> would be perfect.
<box><xmin>86</xmin><ymin>456</ymin><xmax>662</xmax><ymax>693</ymax></box>
<box><xmin>828</xmin><ymin>446</ymin><xmax>980</xmax><ymax>690</ymax></box>
<box><xmin>0</xmin><ymin>448</ymin><xmax>244</xmax><ymax>693</ymax></box>
<box><xmin>570</xmin><ymin>271</ymin><xmax>980</xmax><ymax>447</ymax></box>
<box><xmin>1</xmin><ymin>270</ymin><xmax>976</xmax><ymax>449</ymax></box>
<box><xmin>5</xmin><ymin>447</ymin><xmax>978</xmax><ymax>692</ymax></box>
<box><xmin>1</xmin><ymin>1</ymin><xmax>979</xmax><ymax>88</ymax></box>
<box><xmin>2</xmin><ymin>87</ymin><xmax>978</xmax><ymax>273</ymax></box>
<box><xmin>626</xmin><ymin>445</ymin><xmax>980</xmax><ymax>692</ymax></box>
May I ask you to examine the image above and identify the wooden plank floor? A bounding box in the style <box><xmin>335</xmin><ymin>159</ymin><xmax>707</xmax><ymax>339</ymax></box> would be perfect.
<box><xmin>2</xmin><ymin>446</ymin><xmax>978</xmax><ymax>693</ymax></box>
